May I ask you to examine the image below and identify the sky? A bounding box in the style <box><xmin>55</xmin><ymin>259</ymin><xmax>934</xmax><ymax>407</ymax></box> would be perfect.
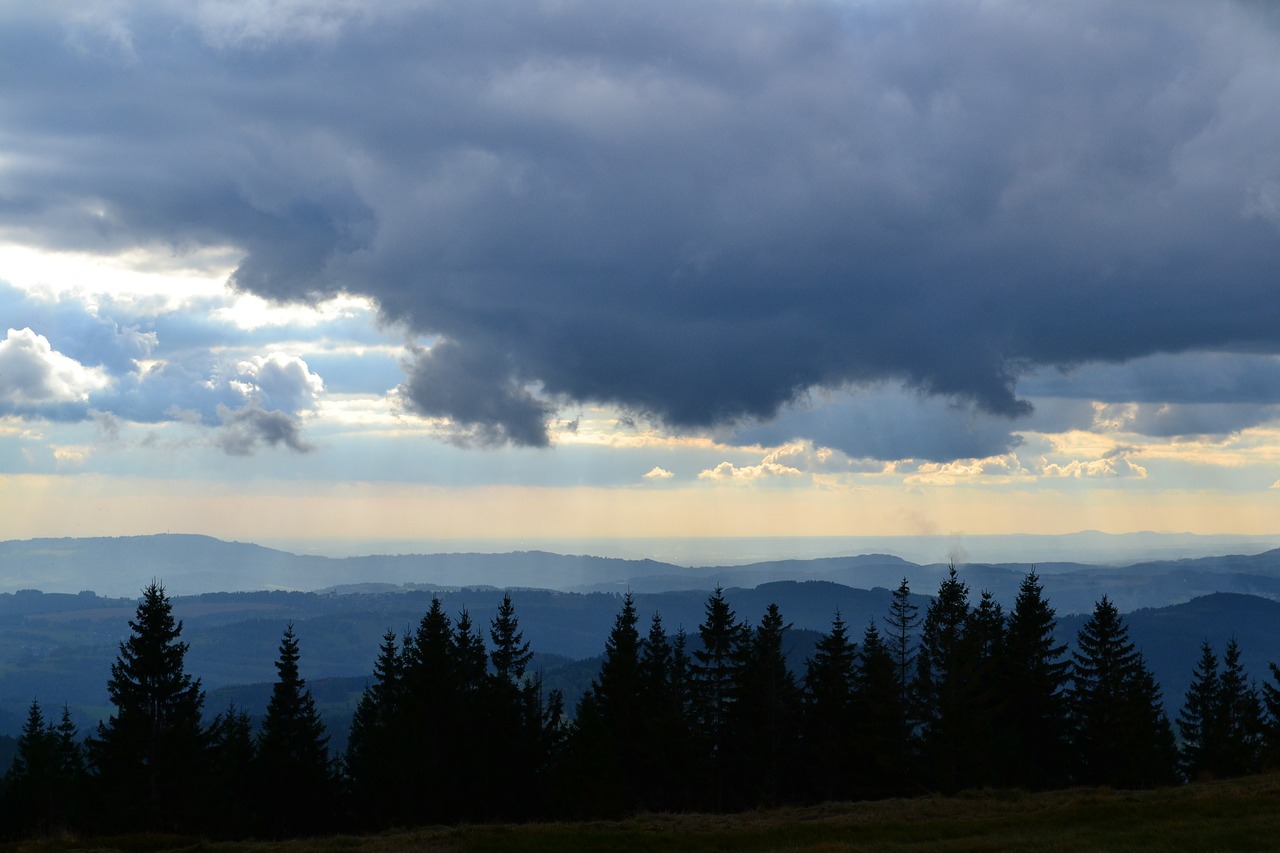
<box><xmin>3</xmin><ymin>0</ymin><xmax>1280</xmax><ymax>555</ymax></box>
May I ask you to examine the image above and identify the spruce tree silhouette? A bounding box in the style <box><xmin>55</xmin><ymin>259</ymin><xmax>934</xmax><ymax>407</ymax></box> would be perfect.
<box><xmin>87</xmin><ymin>581</ymin><xmax>207</xmax><ymax>831</ymax></box>
<box><xmin>255</xmin><ymin>623</ymin><xmax>333</xmax><ymax>837</ymax></box>
<box><xmin>1002</xmin><ymin>571</ymin><xmax>1070</xmax><ymax>789</ymax></box>
<box><xmin>1068</xmin><ymin>596</ymin><xmax>1178</xmax><ymax>787</ymax></box>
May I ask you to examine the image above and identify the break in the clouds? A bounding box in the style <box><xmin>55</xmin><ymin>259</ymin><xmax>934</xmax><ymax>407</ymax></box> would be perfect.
<box><xmin>4</xmin><ymin>0</ymin><xmax>1280</xmax><ymax>453</ymax></box>
<box><xmin>0</xmin><ymin>284</ymin><xmax>332</xmax><ymax>454</ymax></box>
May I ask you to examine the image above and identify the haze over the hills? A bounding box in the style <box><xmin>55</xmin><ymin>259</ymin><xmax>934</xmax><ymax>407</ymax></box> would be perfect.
<box><xmin>0</xmin><ymin>532</ymin><xmax>1278</xmax><ymax>746</ymax></box>
<box><xmin>5</xmin><ymin>531</ymin><xmax>1280</xmax><ymax>602</ymax></box>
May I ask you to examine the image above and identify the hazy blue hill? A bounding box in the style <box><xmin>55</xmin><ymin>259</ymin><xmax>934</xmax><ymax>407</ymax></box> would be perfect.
<box><xmin>1121</xmin><ymin>549</ymin><xmax>1280</xmax><ymax>576</ymax></box>
<box><xmin>4</xmin><ymin>534</ymin><xmax>1280</xmax><ymax>742</ymax></box>
<box><xmin>1065</xmin><ymin>592</ymin><xmax>1280</xmax><ymax>710</ymax></box>
<box><xmin>0</xmin><ymin>534</ymin><xmax>331</xmax><ymax>596</ymax></box>
<box><xmin>5</xmin><ymin>534</ymin><xmax>1280</xmax><ymax>617</ymax></box>
<box><xmin>590</xmin><ymin>554</ymin><xmax>925</xmax><ymax>594</ymax></box>
<box><xmin>724</xmin><ymin>581</ymin><xmax>904</xmax><ymax>633</ymax></box>
<box><xmin>0</xmin><ymin>536</ymin><xmax>690</xmax><ymax>596</ymax></box>
<box><xmin>336</xmin><ymin>550</ymin><xmax>684</xmax><ymax>591</ymax></box>
<box><xmin>0</xmin><ymin>582</ymin><xmax>1278</xmax><ymax>744</ymax></box>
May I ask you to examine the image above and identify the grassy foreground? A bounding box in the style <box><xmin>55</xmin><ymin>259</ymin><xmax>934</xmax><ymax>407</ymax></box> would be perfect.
<box><xmin>10</xmin><ymin>773</ymin><xmax>1280</xmax><ymax>852</ymax></box>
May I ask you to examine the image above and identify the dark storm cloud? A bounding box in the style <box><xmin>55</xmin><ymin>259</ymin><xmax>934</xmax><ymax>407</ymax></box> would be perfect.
<box><xmin>5</xmin><ymin>1</ymin><xmax>1280</xmax><ymax>448</ymax></box>
<box><xmin>1020</xmin><ymin>353</ymin><xmax>1280</xmax><ymax>438</ymax></box>
<box><xmin>1094</xmin><ymin>401</ymin><xmax>1279</xmax><ymax>439</ymax></box>
<box><xmin>214</xmin><ymin>404</ymin><xmax>315</xmax><ymax>456</ymax></box>
<box><xmin>399</xmin><ymin>340</ymin><xmax>554</xmax><ymax>448</ymax></box>
<box><xmin>730</xmin><ymin>386</ymin><xmax>1029</xmax><ymax>463</ymax></box>
<box><xmin>1024</xmin><ymin>354</ymin><xmax>1280</xmax><ymax>406</ymax></box>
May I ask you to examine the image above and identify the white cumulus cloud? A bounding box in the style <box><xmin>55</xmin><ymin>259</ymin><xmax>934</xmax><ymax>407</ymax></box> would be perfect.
<box><xmin>236</xmin><ymin>352</ymin><xmax>324</xmax><ymax>413</ymax></box>
<box><xmin>903</xmin><ymin>454</ymin><xmax>1033</xmax><ymax>486</ymax></box>
<box><xmin>698</xmin><ymin>444</ymin><xmax>807</xmax><ymax>483</ymax></box>
<box><xmin>0</xmin><ymin>328</ymin><xmax>110</xmax><ymax>408</ymax></box>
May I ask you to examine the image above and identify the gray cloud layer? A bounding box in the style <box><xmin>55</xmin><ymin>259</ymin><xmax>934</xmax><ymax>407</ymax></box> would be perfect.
<box><xmin>4</xmin><ymin>1</ymin><xmax>1280</xmax><ymax>451</ymax></box>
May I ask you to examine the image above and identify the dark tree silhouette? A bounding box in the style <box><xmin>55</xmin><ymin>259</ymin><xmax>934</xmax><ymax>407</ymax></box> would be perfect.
<box><xmin>450</xmin><ymin>608</ymin><xmax>491</xmax><ymax>821</ymax></box>
<box><xmin>1178</xmin><ymin>640</ymin><xmax>1222</xmax><ymax>780</ymax></box>
<box><xmin>490</xmin><ymin>593</ymin><xmax>534</xmax><ymax>683</ymax></box>
<box><xmin>2</xmin><ymin>702</ymin><xmax>82</xmax><ymax>837</ymax></box>
<box><xmin>567</xmin><ymin>593</ymin><xmax>644</xmax><ymax>815</ymax></box>
<box><xmin>255</xmin><ymin>623</ymin><xmax>334</xmax><ymax>837</ymax></box>
<box><xmin>1260</xmin><ymin>662</ymin><xmax>1280</xmax><ymax>770</ymax></box>
<box><xmin>962</xmin><ymin>589</ymin><xmax>1005</xmax><ymax>788</ymax></box>
<box><xmin>913</xmin><ymin>564</ymin><xmax>972</xmax><ymax>791</ymax></box>
<box><xmin>397</xmin><ymin>598</ymin><xmax>462</xmax><ymax>823</ymax></box>
<box><xmin>1068</xmin><ymin>596</ymin><xmax>1177</xmax><ymax>788</ymax></box>
<box><xmin>345</xmin><ymin>629</ymin><xmax>403</xmax><ymax>826</ymax></box>
<box><xmin>883</xmin><ymin>577</ymin><xmax>920</xmax><ymax>777</ymax></box>
<box><xmin>691</xmin><ymin>586</ymin><xmax>749</xmax><ymax>810</ymax></box>
<box><xmin>87</xmin><ymin>581</ymin><xmax>208</xmax><ymax>832</ymax></box>
<box><xmin>206</xmin><ymin>703</ymin><xmax>255</xmax><ymax>837</ymax></box>
<box><xmin>853</xmin><ymin>621</ymin><xmax>906</xmax><ymax>797</ymax></box>
<box><xmin>635</xmin><ymin>612</ymin><xmax>698</xmax><ymax>811</ymax></box>
<box><xmin>1002</xmin><ymin>571</ymin><xmax>1070</xmax><ymax>789</ymax></box>
<box><xmin>1216</xmin><ymin>639</ymin><xmax>1264</xmax><ymax>777</ymax></box>
<box><xmin>485</xmin><ymin>594</ymin><xmax>559</xmax><ymax>821</ymax></box>
<box><xmin>730</xmin><ymin>603</ymin><xmax>802</xmax><ymax>808</ymax></box>
<box><xmin>803</xmin><ymin>610</ymin><xmax>858</xmax><ymax>801</ymax></box>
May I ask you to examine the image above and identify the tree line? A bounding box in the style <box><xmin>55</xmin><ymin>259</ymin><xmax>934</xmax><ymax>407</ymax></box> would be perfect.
<box><xmin>4</xmin><ymin>570</ymin><xmax>1280</xmax><ymax>839</ymax></box>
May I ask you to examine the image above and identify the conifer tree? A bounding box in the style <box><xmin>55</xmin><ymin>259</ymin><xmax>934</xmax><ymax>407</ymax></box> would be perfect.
<box><xmin>852</xmin><ymin>621</ymin><xmax>903</xmax><ymax>797</ymax></box>
<box><xmin>803</xmin><ymin>610</ymin><xmax>857</xmax><ymax>801</ymax></box>
<box><xmin>3</xmin><ymin>701</ymin><xmax>57</xmax><ymax>835</ymax></box>
<box><xmin>53</xmin><ymin>706</ymin><xmax>84</xmax><ymax>786</ymax></box>
<box><xmin>255</xmin><ymin>623</ymin><xmax>333</xmax><ymax>837</ymax></box>
<box><xmin>490</xmin><ymin>593</ymin><xmax>533</xmax><ymax>683</ymax></box>
<box><xmin>206</xmin><ymin>703</ymin><xmax>255</xmax><ymax>837</ymax></box>
<box><xmin>636</xmin><ymin>612</ymin><xmax>696</xmax><ymax>811</ymax></box>
<box><xmin>450</xmin><ymin>608</ymin><xmax>492</xmax><ymax>821</ymax></box>
<box><xmin>397</xmin><ymin>598</ymin><xmax>461</xmax><ymax>823</ymax></box>
<box><xmin>485</xmin><ymin>594</ymin><xmax>556</xmax><ymax>821</ymax></box>
<box><xmin>883</xmin><ymin>577</ymin><xmax>920</xmax><ymax>776</ymax></box>
<box><xmin>346</xmin><ymin>630</ymin><xmax>402</xmax><ymax>778</ymax></box>
<box><xmin>345</xmin><ymin>629</ymin><xmax>406</xmax><ymax>826</ymax></box>
<box><xmin>913</xmin><ymin>564</ymin><xmax>971</xmax><ymax>791</ymax></box>
<box><xmin>962</xmin><ymin>589</ymin><xmax>1005</xmax><ymax>788</ymax></box>
<box><xmin>691</xmin><ymin>586</ymin><xmax>749</xmax><ymax>810</ymax></box>
<box><xmin>730</xmin><ymin>603</ymin><xmax>802</xmax><ymax>808</ymax></box>
<box><xmin>453</xmin><ymin>609</ymin><xmax>489</xmax><ymax>693</ymax></box>
<box><xmin>87</xmin><ymin>581</ymin><xmax>207</xmax><ymax>832</ymax></box>
<box><xmin>1216</xmin><ymin>638</ymin><xmax>1264</xmax><ymax>777</ymax></box>
<box><xmin>1002</xmin><ymin>571</ymin><xmax>1069</xmax><ymax>789</ymax></box>
<box><xmin>1068</xmin><ymin>596</ymin><xmax>1177</xmax><ymax>788</ymax></box>
<box><xmin>1260</xmin><ymin>662</ymin><xmax>1280</xmax><ymax>769</ymax></box>
<box><xmin>639</xmin><ymin>612</ymin><xmax>674</xmax><ymax>698</ymax></box>
<box><xmin>568</xmin><ymin>593</ymin><xmax>644</xmax><ymax>814</ymax></box>
<box><xmin>1178</xmin><ymin>640</ymin><xmax>1222</xmax><ymax>780</ymax></box>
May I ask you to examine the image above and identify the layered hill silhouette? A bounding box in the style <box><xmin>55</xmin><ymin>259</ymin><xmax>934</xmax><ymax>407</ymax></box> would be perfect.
<box><xmin>0</xmin><ymin>534</ymin><xmax>1278</xmax><ymax>743</ymax></box>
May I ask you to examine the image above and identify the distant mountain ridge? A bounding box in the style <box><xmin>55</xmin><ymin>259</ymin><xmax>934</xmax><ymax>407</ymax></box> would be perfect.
<box><xmin>5</xmin><ymin>535</ymin><xmax>1280</xmax><ymax>616</ymax></box>
<box><xmin>0</xmin><ymin>580</ymin><xmax>1278</xmax><ymax>746</ymax></box>
<box><xmin>0</xmin><ymin>535</ymin><xmax>685</xmax><ymax>597</ymax></box>
<box><xmin>4</xmin><ymin>536</ymin><xmax>1280</xmax><ymax>751</ymax></box>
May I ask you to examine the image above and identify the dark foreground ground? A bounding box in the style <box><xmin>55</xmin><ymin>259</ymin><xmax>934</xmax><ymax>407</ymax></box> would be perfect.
<box><xmin>6</xmin><ymin>773</ymin><xmax>1280</xmax><ymax>852</ymax></box>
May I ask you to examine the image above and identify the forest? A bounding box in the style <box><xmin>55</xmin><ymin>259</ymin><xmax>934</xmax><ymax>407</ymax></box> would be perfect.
<box><xmin>1</xmin><ymin>567</ymin><xmax>1278</xmax><ymax>840</ymax></box>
